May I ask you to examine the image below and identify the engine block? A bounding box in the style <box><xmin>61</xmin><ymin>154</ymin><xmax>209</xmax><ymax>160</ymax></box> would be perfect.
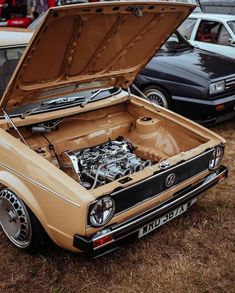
<box><xmin>60</xmin><ymin>138</ymin><xmax>152</xmax><ymax>189</ymax></box>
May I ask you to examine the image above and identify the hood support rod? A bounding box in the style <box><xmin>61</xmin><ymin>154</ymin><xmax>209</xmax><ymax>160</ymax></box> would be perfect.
<box><xmin>2</xmin><ymin>109</ymin><xmax>29</xmax><ymax>147</ymax></box>
<box><xmin>130</xmin><ymin>84</ymin><xmax>161</xmax><ymax>112</ymax></box>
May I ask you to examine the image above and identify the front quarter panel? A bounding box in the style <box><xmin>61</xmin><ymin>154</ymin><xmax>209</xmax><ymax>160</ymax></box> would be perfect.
<box><xmin>137</xmin><ymin>59</ymin><xmax>208</xmax><ymax>100</ymax></box>
<box><xmin>0</xmin><ymin>128</ymin><xmax>94</xmax><ymax>251</ymax></box>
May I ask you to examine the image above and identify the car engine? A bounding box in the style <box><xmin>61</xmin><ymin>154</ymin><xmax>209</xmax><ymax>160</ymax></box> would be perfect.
<box><xmin>60</xmin><ymin>137</ymin><xmax>152</xmax><ymax>189</ymax></box>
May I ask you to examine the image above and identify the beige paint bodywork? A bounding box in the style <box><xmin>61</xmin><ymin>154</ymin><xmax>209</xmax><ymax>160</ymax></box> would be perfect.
<box><xmin>0</xmin><ymin>94</ymin><xmax>225</xmax><ymax>251</ymax></box>
<box><xmin>0</xmin><ymin>2</ymin><xmax>226</xmax><ymax>252</ymax></box>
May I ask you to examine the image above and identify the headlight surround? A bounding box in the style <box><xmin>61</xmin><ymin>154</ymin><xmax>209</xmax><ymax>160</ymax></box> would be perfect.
<box><xmin>209</xmin><ymin>146</ymin><xmax>224</xmax><ymax>170</ymax></box>
<box><xmin>89</xmin><ymin>197</ymin><xmax>115</xmax><ymax>227</ymax></box>
<box><xmin>209</xmin><ymin>81</ymin><xmax>225</xmax><ymax>95</ymax></box>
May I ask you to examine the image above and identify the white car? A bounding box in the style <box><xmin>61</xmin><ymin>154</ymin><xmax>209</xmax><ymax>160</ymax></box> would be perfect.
<box><xmin>178</xmin><ymin>13</ymin><xmax>235</xmax><ymax>59</ymax></box>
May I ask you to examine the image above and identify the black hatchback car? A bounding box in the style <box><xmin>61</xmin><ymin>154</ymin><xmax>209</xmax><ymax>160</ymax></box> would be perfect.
<box><xmin>134</xmin><ymin>32</ymin><xmax>235</xmax><ymax>126</ymax></box>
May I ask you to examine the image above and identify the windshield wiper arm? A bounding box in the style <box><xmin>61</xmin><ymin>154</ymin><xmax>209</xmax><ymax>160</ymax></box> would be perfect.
<box><xmin>20</xmin><ymin>88</ymin><xmax>113</xmax><ymax>118</ymax></box>
<box><xmin>81</xmin><ymin>87</ymin><xmax>113</xmax><ymax>107</ymax></box>
<box><xmin>21</xmin><ymin>95</ymin><xmax>86</xmax><ymax>119</ymax></box>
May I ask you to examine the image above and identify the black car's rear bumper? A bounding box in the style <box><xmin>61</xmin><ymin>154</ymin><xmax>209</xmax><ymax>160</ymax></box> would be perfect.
<box><xmin>73</xmin><ymin>166</ymin><xmax>228</xmax><ymax>257</ymax></box>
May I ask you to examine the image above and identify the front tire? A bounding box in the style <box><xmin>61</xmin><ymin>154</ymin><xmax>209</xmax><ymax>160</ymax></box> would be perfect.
<box><xmin>0</xmin><ymin>189</ymin><xmax>44</xmax><ymax>252</ymax></box>
<box><xmin>143</xmin><ymin>85</ymin><xmax>172</xmax><ymax>109</ymax></box>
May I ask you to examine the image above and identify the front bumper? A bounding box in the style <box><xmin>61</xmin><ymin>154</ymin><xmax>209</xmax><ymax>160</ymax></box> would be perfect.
<box><xmin>173</xmin><ymin>94</ymin><xmax>235</xmax><ymax>126</ymax></box>
<box><xmin>73</xmin><ymin>166</ymin><xmax>228</xmax><ymax>257</ymax></box>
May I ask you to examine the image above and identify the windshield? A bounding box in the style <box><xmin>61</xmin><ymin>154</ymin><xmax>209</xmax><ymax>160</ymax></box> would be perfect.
<box><xmin>159</xmin><ymin>31</ymin><xmax>192</xmax><ymax>53</ymax></box>
<box><xmin>228</xmin><ymin>21</ymin><xmax>235</xmax><ymax>35</ymax></box>
<box><xmin>0</xmin><ymin>46</ymin><xmax>25</xmax><ymax>98</ymax></box>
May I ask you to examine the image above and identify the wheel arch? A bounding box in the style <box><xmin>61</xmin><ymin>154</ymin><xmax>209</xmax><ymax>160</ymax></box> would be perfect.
<box><xmin>0</xmin><ymin>169</ymin><xmax>85</xmax><ymax>251</ymax></box>
<box><xmin>138</xmin><ymin>82</ymin><xmax>172</xmax><ymax>96</ymax></box>
<box><xmin>0</xmin><ymin>170</ymin><xmax>53</xmax><ymax>241</ymax></box>
<box><xmin>139</xmin><ymin>82</ymin><xmax>175</xmax><ymax>109</ymax></box>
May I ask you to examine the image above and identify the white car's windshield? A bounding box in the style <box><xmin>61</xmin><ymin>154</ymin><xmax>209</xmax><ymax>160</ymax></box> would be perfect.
<box><xmin>228</xmin><ymin>21</ymin><xmax>235</xmax><ymax>35</ymax></box>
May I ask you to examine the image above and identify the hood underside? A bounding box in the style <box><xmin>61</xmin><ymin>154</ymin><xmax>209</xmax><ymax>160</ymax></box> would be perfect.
<box><xmin>0</xmin><ymin>1</ymin><xmax>195</xmax><ymax>111</ymax></box>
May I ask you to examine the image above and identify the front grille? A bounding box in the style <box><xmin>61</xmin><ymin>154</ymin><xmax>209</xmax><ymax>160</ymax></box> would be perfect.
<box><xmin>225</xmin><ymin>75</ymin><xmax>235</xmax><ymax>92</ymax></box>
<box><xmin>112</xmin><ymin>149</ymin><xmax>214</xmax><ymax>214</ymax></box>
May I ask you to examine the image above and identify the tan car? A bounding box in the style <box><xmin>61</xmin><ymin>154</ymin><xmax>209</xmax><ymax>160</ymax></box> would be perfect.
<box><xmin>0</xmin><ymin>2</ymin><xmax>228</xmax><ymax>257</ymax></box>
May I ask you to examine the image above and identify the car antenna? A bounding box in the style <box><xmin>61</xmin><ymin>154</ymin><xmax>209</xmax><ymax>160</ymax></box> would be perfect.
<box><xmin>130</xmin><ymin>84</ymin><xmax>161</xmax><ymax>112</ymax></box>
<box><xmin>2</xmin><ymin>109</ymin><xmax>29</xmax><ymax>147</ymax></box>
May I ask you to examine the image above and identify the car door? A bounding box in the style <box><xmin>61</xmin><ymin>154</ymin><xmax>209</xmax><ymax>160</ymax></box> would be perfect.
<box><xmin>190</xmin><ymin>19</ymin><xmax>235</xmax><ymax>59</ymax></box>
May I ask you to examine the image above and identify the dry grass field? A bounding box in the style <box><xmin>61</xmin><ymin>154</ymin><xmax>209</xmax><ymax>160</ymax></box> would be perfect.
<box><xmin>0</xmin><ymin>119</ymin><xmax>234</xmax><ymax>293</ymax></box>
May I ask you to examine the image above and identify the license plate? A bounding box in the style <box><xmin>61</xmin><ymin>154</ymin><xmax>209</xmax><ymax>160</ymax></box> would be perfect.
<box><xmin>138</xmin><ymin>198</ymin><xmax>198</xmax><ymax>238</ymax></box>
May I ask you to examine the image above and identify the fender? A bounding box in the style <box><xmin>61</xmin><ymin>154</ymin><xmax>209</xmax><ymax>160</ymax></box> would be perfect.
<box><xmin>0</xmin><ymin>168</ymin><xmax>62</xmax><ymax>245</ymax></box>
<box><xmin>0</xmin><ymin>129</ymin><xmax>92</xmax><ymax>249</ymax></box>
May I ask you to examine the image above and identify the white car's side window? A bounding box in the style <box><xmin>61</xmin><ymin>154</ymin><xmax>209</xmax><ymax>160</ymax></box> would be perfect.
<box><xmin>196</xmin><ymin>20</ymin><xmax>219</xmax><ymax>43</ymax></box>
<box><xmin>179</xmin><ymin>19</ymin><xmax>197</xmax><ymax>40</ymax></box>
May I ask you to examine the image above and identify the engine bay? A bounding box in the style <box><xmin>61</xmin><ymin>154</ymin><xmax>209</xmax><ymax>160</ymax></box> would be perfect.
<box><xmin>12</xmin><ymin>101</ymin><xmax>208</xmax><ymax>190</ymax></box>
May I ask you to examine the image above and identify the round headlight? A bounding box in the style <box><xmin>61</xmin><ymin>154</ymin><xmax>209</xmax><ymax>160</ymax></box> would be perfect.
<box><xmin>209</xmin><ymin>146</ymin><xmax>224</xmax><ymax>170</ymax></box>
<box><xmin>89</xmin><ymin>197</ymin><xmax>115</xmax><ymax>227</ymax></box>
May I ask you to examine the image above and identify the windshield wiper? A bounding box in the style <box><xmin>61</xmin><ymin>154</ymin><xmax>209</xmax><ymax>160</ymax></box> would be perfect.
<box><xmin>20</xmin><ymin>88</ymin><xmax>113</xmax><ymax>118</ymax></box>
<box><xmin>21</xmin><ymin>95</ymin><xmax>85</xmax><ymax>119</ymax></box>
<box><xmin>80</xmin><ymin>87</ymin><xmax>113</xmax><ymax>107</ymax></box>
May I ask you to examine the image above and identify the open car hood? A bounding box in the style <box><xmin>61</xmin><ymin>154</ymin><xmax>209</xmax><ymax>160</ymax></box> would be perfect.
<box><xmin>0</xmin><ymin>1</ymin><xmax>195</xmax><ymax>111</ymax></box>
